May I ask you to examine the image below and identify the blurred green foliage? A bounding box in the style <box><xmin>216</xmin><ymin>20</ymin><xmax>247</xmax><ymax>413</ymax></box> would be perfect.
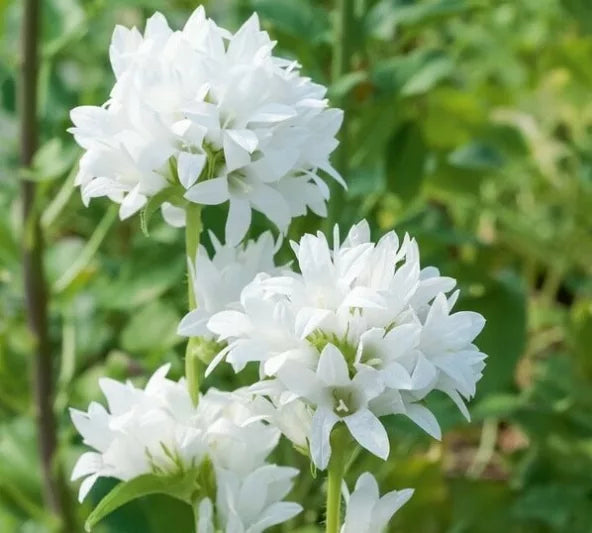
<box><xmin>1</xmin><ymin>0</ymin><xmax>592</xmax><ymax>531</ymax></box>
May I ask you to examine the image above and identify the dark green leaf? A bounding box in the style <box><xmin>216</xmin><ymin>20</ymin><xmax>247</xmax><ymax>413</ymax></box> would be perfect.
<box><xmin>386</xmin><ymin>122</ymin><xmax>427</xmax><ymax>201</ymax></box>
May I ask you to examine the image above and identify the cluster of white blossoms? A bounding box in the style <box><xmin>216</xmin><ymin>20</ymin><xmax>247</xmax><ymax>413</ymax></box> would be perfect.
<box><xmin>205</xmin><ymin>220</ymin><xmax>487</xmax><ymax>469</ymax></box>
<box><xmin>69</xmin><ymin>6</ymin><xmax>488</xmax><ymax>532</ymax></box>
<box><xmin>71</xmin><ymin>365</ymin><xmax>301</xmax><ymax>531</ymax></box>
<box><xmin>69</xmin><ymin>7</ymin><xmax>343</xmax><ymax>244</ymax></box>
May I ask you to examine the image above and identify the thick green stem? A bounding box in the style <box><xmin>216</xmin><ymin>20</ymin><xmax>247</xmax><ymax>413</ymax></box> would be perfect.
<box><xmin>185</xmin><ymin>203</ymin><xmax>203</xmax><ymax>405</ymax></box>
<box><xmin>325</xmin><ymin>435</ymin><xmax>346</xmax><ymax>533</ymax></box>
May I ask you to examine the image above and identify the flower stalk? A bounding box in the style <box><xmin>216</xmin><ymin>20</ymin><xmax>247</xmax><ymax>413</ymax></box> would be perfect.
<box><xmin>185</xmin><ymin>202</ymin><xmax>203</xmax><ymax>405</ymax></box>
<box><xmin>326</xmin><ymin>429</ymin><xmax>347</xmax><ymax>533</ymax></box>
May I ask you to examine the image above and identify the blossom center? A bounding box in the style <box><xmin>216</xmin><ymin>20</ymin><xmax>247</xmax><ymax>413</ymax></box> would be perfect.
<box><xmin>331</xmin><ymin>386</ymin><xmax>361</xmax><ymax>416</ymax></box>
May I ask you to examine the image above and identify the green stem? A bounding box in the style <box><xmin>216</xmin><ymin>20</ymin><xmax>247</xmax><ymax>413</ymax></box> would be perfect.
<box><xmin>185</xmin><ymin>203</ymin><xmax>203</xmax><ymax>405</ymax></box>
<box><xmin>53</xmin><ymin>204</ymin><xmax>117</xmax><ymax>292</ymax></box>
<box><xmin>41</xmin><ymin>159</ymin><xmax>77</xmax><ymax>230</ymax></box>
<box><xmin>193</xmin><ymin>501</ymin><xmax>200</xmax><ymax>533</ymax></box>
<box><xmin>325</xmin><ymin>435</ymin><xmax>346</xmax><ymax>533</ymax></box>
<box><xmin>326</xmin><ymin>0</ymin><xmax>354</xmax><ymax>231</ymax></box>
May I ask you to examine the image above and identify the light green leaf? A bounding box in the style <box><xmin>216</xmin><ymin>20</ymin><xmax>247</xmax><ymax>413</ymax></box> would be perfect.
<box><xmin>85</xmin><ymin>471</ymin><xmax>198</xmax><ymax>532</ymax></box>
<box><xmin>140</xmin><ymin>185</ymin><xmax>186</xmax><ymax>237</ymax></box>
<box><xmin>120</xmin><ymin>300</ymin><xmax>181</xmax><ymax>355</ymax></box>
<box><xmin>24</xmin><ymin>138</ymin><xmax>77</xmax><ymax>182</ymax></box>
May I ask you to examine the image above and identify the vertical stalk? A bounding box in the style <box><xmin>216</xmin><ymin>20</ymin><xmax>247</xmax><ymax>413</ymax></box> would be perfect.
<box><xmin>325</xmin><ymin>436</ymin><xmax>346</xmax><ymax>533</ymax></box>
<box><xmin>326</xmin><ymin>0</ymin><xmax>355</xmax><ymax>230</ymax></box>
<box><xmin>19</xmin><ymin>0</ymin><xmax>67</xmax><ymax>523</ymax></box>
<box><xmin>331</xmin><ymin>0</ymin><xmax>355</xmax><ymax>84</ymax></box>
<box><xmin>185</xmin><ymin>203</ymin><xmax>203</xmax><ymax>405</ymax></box>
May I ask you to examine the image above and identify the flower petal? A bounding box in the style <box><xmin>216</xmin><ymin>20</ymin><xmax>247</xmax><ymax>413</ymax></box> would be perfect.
<box><xmin>177</xmin><ymin>152</ymin><xmax>207</xmax><ymax>189</ymax></box>
<box><xmin>310</xmin><ymin>406</ymin><xmax>339</xmax><ymax>470</ymax></box>
<box><xmin>405</xmin><ymin>403</ymin><xmax>441</xmax><ymax>440</ymax></box>
<box><xmin>185</xmin><ymin>177</ymin><xmax>229</xmax><ymax>205</ymax></box>
<box><xmin>344</xmin><ymin>408</ymin><xmax>389</xmax><ymax>460</ymax></box>
<box><xmin>317</xmin><ymin>344</ymin><xmax>350</xmax><ymax>387</ymax></box>
<box><xmin>225</xmin><ymin>198</ymin><xmax>252</xmax><ymax>245</ymax></box>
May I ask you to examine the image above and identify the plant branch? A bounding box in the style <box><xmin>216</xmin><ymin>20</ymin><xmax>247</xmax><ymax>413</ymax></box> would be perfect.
<box><xmin>19</xmin><ymin>0</ymin><xmax>69</xmax><ymax>526</ymax></box>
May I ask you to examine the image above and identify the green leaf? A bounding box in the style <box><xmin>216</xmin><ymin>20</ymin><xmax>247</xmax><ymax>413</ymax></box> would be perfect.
<box><xmin>512</xmin><ymin>484</ymin><xmax>589</xmax><ymax>529</ymax></box>
<box><xmin>366</xmin><ymin>0</ymin><xmax>475</xmax><ymax>40</ymax></box>
<box><xmin>448</xmin><ymin>141</ymin><xmax>504</xmax><ymax>171</ymax></box>
<box><xmin>400</xmin><ymin>56</ymin><xmax>453</xmax><ymax>96</ymax></box>
<box><xmin>96</xmin><ymin>257</ymin><xmax>184</xmax><ymax>311</ymax></box>
<box><xmin>23</xmin><ymin>138</ymin><xmax>76</xmax><ymax>182</ymax></box>
<box><xmin>251</xmin><ymin>0</ymin><xmax>329</xmax><ymax>43</ymax></box>
<box><xmin>472</xmin><ymin>393</ymin><xmax>524</xmax><ymax>420</ymax></box>
<box><xmin>120</xmin><ymin>300</ymin><xmax>180</xmax><ymax>355</ymax></box>
<box><xmin>460</xmin><ymin>273</ymin><xmax>526</xmax><ymax>397</ymax></box>
<box><xmin>389</xmin><ymin>0</ymin><xmax>474</xmax><ymax>26</ymax></box>
<box><xmin>372</xmin><ymin>50</ymin><xmax>452</xmax><ymax>96</ymax></box>
<box><xmin>140</xmin><ymin>186</ymin><xmax>185</xmax><ymax>237</ymax></box>
<box><xmin>328</xmin><ymin>71</ymin><xmax>368</xmax><ymax>101</ymax></box>
<box><xmin>562</xmin><ymin>0</ymin><xmax>592</xmax><ymax>33</ymax></box>
<box><xmin>85</xmin><ymin>471</ymin><xmax>198</xmax><ymax>531</ymax></box>
<box><xmin>386</xmin><ymin>123</ymin><xmax>427</xmax><ymax>201</ymax></box>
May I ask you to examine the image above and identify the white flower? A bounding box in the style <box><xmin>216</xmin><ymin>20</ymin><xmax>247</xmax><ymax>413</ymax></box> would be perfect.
<box><xmin>341</xmin><ymin>473</ymin><xmax>413</xmax><ymax>533</ymax></box>
<box><xmin>249</xmin><ymin>392</ymin><xmax>312</xmax><ymax>452</ymax></box>
<box><xmin>415</xmin><ymin>292</ymin><xmax>487</xmax><ymax>419</ymax></box>
<box><xmin>196</xmin><ymin>387</ymin><xmax>280</xmax><ymax>477</ymax></box>
<box><xmin>207</xmin><ymin>277</ymin><xmax>316</xmax><ymax>377</ymax></box>
<box><xmin>277</xmin><ymin>344</ymin><xmax>388</xmax><ymax>470</ymax></box>
<box><xmin>70</xmin><ymin>365</ymin><xmax>280</xmax><ymax>502</ymax></box>
<box><xmin>69</xmin><ymin>8</ymin><xmax>343</xmax><ymax>244</ymax></box>
<box><xmin>206</xmin><ymin>220</ymin><xmax>487</xmax><ymax>466</ymax></box>
<box><xmin>70</xmin><ymin>364</ymin><xmax>205</xmax><ymax>501</ymax></box>
<box><xmin>177</xmin><ymin>231</ymin><xmax>282</xmax><ymax>339</ymax></box>
<box><xmin>204</xmin><ymin>465</ymin><xmax>302</xmax><ymax>533</ymax></box>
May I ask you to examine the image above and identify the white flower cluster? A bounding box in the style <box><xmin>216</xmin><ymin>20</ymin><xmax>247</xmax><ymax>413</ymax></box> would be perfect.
<box><xmin>206</xmin><ymin>221</ymin><xmax>487</xmax><ymax>469</ymax></box>
<box><xmin>71</xmin><ymin>365</ymin><xmax>301</xmax><ymax>531</ymax></box>
<box><xmin>69</xmin><ymin>7</ymin><xmax>343</xmax><ymax>244</ymax></box>
<box><xmin>68</xmin><ymin>5</ymin><xmax>489</xmax><ymax>530</ymax></box>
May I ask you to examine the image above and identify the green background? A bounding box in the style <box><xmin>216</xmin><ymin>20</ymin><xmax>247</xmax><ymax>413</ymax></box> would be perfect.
<box><xmin>1</xmin><ymin>0</ymin><xmax>592</xmax><ymax>531</ymax></box>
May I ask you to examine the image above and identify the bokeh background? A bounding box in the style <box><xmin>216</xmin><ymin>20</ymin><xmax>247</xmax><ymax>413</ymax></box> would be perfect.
<box><xmin>2</xmin><ymin>0</ymin><xmax>592</xmax><ymax>531</ymax></box>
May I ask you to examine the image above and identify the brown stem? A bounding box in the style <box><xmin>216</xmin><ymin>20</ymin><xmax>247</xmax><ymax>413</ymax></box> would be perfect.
<box><xmin>20</xmin><ymin>0</ymin><xmax>68</xmax><ymax>524</ymax></box>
